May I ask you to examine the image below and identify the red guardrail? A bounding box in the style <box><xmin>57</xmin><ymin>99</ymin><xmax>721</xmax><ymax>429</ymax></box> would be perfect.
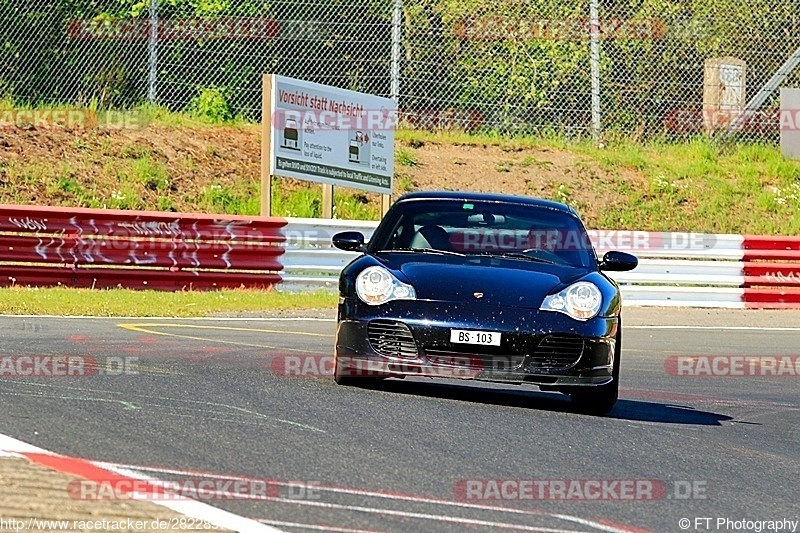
<box><xmin>742</xmin><ymin>235</ymin><xmax>800</xmax><ymax>307</ymax></box>
<box><xmin>0</xmin><ymin>205</ymin><xmax>287</xmax><ymax>290</ymax></box>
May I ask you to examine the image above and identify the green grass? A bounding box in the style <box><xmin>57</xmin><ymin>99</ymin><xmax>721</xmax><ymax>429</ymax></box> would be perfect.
<box><xmin>399</xmin><ymin>130</ymin><xmax>800</xmax><ymax>234</ymax></box>
<box><xmin>198</xmin><ymin>182</ymin><xmax>260</xmax><ymax>215</ymax></box>
<box><xmin>570</xmin><ymin>138</ymin><xmax>800</xmax><ymax>234</ymax></box>
<box><xmin>0</xmin><ymin>97</ymin><xmax>255</xmax><ymax>129</ymax></box>
<box><xmin>396</xmin><ymin>148</ymin><xmax>419</xmax><ymax>167</ymax></box>
<box><xmin>269</xmin><ymin>180</ymin><xmax>381</xmax><ymax>219</ymax></box>
<box><xmin>395</xmin><ymin>174</ymin><xmax>417</xmax><ymax>193</ymax></box>
<box><xmin>0</xmin><ymin>287</ymin><xmax>337</xmax><ymax>317</ymax></box>
<box><xmin>495</xmin><ymin>160</ymin><xmax>512</xmax><ymax>173</ymax></box>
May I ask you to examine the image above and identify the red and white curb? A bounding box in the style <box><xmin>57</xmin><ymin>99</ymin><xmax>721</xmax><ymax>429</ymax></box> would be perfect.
<box><xmin>0</xmin><ymin>433</ymin><xmax>282</xmax><ymax>533</ymax></box>
<box><xmin>0</xmin><ymin>433</ymin><xmax>650</xmax><ymax>533</ymax></box>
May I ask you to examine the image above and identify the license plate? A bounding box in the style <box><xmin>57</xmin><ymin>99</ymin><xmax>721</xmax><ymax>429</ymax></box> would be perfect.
<box><xmin>450</xmin><ymin>329</ymin><xmax>501</xmax><ymax>346</ymax></box>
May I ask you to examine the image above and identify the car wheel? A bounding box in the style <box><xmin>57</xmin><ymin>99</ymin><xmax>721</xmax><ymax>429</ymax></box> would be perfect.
<box><xmin>570</xmin><ymin>319</ymin><xmax>621</xmax><ymax>415</ymax></box>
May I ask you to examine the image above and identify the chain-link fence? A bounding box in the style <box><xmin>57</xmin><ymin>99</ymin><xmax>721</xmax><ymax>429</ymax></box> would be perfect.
<box><xmin>2</xmin><ymin>0</ymin><xmax>800</xmax><ymax>141</ymax></box>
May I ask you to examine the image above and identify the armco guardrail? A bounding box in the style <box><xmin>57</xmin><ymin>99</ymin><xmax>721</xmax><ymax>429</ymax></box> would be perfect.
<box><xmin>2</xmin><ymin>205</ymin><xmax>799</xmax><ymax>308</ymax></box>
<box><xmin>282</xmin><ymin>218</ymin><xmax>800</xmax><ymax>309</ymax></box>
<box><xmin>0</xmin><ymin>205</ymin><xmax>286</xmax><ymax>290</ymax></box>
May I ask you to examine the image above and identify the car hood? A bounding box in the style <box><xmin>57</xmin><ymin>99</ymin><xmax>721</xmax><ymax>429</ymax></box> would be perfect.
<box><xmin>377</xmin><ymin>254</ymin><xmax>589</xmax><ymax>309</ymax></box>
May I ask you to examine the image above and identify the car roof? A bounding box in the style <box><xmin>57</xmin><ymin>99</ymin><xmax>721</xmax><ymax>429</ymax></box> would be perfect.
<box><xmin>395</xmin><ymin>191</ymin><xmax>577</xmax><ymax>215</ymax></box>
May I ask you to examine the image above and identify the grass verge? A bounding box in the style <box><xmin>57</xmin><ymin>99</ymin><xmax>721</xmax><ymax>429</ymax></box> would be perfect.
<box><xmin>0</xmin><ymin>287</ymin><xmax>338</xmax><ymax>317</ymax></box>
<box><xmin>395</xmin><ymin>131</ymin><xmax>800</xmax><ymax>234</ymax></box>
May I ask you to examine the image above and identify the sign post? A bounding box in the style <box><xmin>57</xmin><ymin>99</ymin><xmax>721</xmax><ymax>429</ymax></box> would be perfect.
<box><xmin>781</xmin><ymin>88</ymin><xmax>800</xmax><ymax>159</ymax></box>
<box><xmin>322</xmin><ymin>183</ymin><xmax>334</xmax><ymax>218</ymax></box>
<box><xmin>261</xmin><ymin>74</ymin><xmax>273</xmax><ymax>216</ymax></box>
<box><xmin>261</xmin><ymin>74</ymin><xmax>396</xmax><ymax>217</ymax></box>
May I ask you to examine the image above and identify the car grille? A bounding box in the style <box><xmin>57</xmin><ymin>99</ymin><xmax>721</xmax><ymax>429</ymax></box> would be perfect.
<box><xmin>367</xmin><ymin>320</ymin><xmax>418</xmax><ymax>358</ymax></box>
<box><xmin>424</xmin><ymin>345</ymin><xmax>503</xmax><ymax>356</ymax></box>
<box><xmin>526</xmin><ymin>334</ymin><xmax>584</xmax><ymax>370</ymax></box>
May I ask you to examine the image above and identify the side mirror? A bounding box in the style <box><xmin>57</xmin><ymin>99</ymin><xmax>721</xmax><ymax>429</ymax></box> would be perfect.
<box><xmin>599</xmin><ymin>250</ymin><xmax>638</xmax><ymax>272</ymax></box>
<box><xmin>332</xmin><ymin>231</ymin><xmax>366</xmax><ymax>252</ymax></box>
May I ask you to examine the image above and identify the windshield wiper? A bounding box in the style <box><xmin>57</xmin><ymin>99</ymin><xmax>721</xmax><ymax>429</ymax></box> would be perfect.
<box><xmin>471</xmin><ymin>251</ymin><xmax>558</xmax><ymax>264</ymax></box>
<box><xmin>381</xmin><ymin>247</ymin><xmax>466</xmax><ymax>257</ymax></box>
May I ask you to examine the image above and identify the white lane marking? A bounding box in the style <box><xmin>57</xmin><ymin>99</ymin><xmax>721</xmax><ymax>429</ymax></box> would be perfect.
<box><xmin>257</xmin><ymin>520</ymin><xmax>384</xmax><ymax>533</ymax></box>
<box><xmin>100</xmin><ymin>462</ymin><xmax>635</xmax><ymax>533</ymax></box>
<box><xmin>0</xmin><ymin>434</ymin><xmax>48</xmax><ymax>455</ymax></box>
<box><xmin>100</xmin><ymin>462</ymin><xmax>558</xmax><ymax>516</ymax></box>
<box><xmin>104</xmin><ymin>463</ymin><xmax>612</xmax><ymax>533</ymax></box>
<box><xmin>627</xmin><ymin>325</ymin><xmax>800</xmax><ymax>331</ymax></box>
<box><xmin>0</xmin><ymin>433</ymin><xmax>284</xmax><ymax>533</ymax></box>
<box><xmin>257</xmin><ymin>499</ymin><xmax>585</xmax><ymax>532</ymax></box>
<box><xmin>0</xmin><ymin>314</ymin><xmax>336</xmax><ymax>321</ymax></box>
<box><xmin>551</xmin><ymin>514</ymin><xmax>641</xmax><ymax>533</ymax></box>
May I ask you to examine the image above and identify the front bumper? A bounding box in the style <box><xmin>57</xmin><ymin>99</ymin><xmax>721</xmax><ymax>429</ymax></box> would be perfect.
<box><xmin>335</xmin><ymin>298</ymin><xmax>618</xmax><ymax>387</ymax></box>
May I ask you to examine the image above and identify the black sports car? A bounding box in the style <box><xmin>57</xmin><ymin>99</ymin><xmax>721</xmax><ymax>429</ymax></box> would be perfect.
<box><xmin>331</xmin><ymin>191</ymin><xmax>638</xmax><ymax>415</ymax></box>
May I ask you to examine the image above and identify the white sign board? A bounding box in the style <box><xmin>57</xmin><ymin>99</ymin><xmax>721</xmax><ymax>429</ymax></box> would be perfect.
<box><xmin>268</xmin><ymin>75</ymin><xmax>396</xmax><ymax>194</ymax></box>
<box><xmin>719</xmin><ymin>64</ymin><xmax>745</xmax><ymax>112</ymax></box>
<box><xmin>781</xmin><ymin>88</ymin><xmax>800</xmax><ymax>160</ymax></box>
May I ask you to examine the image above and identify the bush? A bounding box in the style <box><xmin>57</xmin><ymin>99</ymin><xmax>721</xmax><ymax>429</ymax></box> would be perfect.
<box><xmin>189</xmin><ymin>86</ymin><xmax>233</xmax><ymax>123</ymax></box>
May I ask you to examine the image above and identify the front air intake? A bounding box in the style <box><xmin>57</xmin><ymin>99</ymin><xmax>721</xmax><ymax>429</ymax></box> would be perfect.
<box><xmin>367</xmin><ymin>320</ymin><xmax>419</xmax><ymax>358</ymax></box>
<box><xmin>526</xmin><ymin>334</ymin><xmax>584</xmax><ymax>370</ymax></box>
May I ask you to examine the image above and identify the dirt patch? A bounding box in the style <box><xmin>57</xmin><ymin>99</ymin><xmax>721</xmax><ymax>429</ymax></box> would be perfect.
<box><xmin>394</xmin><ymin>140</ymin><xmax>644</xmax><ymax>225</ymax></box>
<box><xmin>0</xmin><ymin>126</ymin><xmax>264</xmax><ymax>212</ymax></box>
<box><xmin>0</xmin><ymin>125</ymin><xmax>645</xmax><ymax>226</ymax></box>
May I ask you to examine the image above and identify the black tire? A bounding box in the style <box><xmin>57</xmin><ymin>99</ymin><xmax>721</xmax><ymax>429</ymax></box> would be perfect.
<box><xmin>333</xmin><ymin>352</ymin><xmax>386</xmax><ymax>386</ymax></box>
<box><xmin>569</xmin><ymin>379</ymin><xmax>618</xmax><ymax>415</ymax></box>
<box><xmin>333</xmin><ymin>351</ymin><xmax>356</xmax><ymax>385</ymax></box>
<box><xmin>570</xmin><ymin>318</ymin><xmax>622</xmax><ymax>415</ymax></box>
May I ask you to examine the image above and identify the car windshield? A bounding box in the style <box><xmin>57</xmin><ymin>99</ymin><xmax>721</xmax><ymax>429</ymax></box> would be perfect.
<box><xmin>369</xmin><ymin>199</ymin><xmax>595</xmax><ymax>268</ymax></box>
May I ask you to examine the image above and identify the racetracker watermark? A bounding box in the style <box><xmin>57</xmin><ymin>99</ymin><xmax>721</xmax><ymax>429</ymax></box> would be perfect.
<box><xmin>453</xmin><ymin>17</ymin><xmax>666</xmax><ymax>41</ymax></box>
<box><xmin>665</xmin><ymin>356</ymin><xmax>800</xmax><ymax>377</ymax></box>
<box><xmin>0</xmin><ymin>356</ymin><xmax>138</xmax><ymax>377</ymax></box>
<box><xmin>67</xmin><ymin>17</ymin><xmax>279</xmax><ymax>41</ymax></box>
<box><xmin>446</xmin><ymin>229</ymin><xmax>717</xmax><ymax>253</ymax></box>
<box><xmin>779</xmin><ymin>109</ymin><xmax>800</xmax><ymax>131</ymax></box>
<box><xmin>454</xmin><ymin>479</ymin><xmax>707</xmax><ymax>501</ymax></box>
<box><xmin>271</xmin><ymin>354</ymin><xmax>484</xmax><ymax>378</ymax></box>
<box><xmin>0</xmin><ymin>109</ymin><xmax>149</xmax><ymax>130</ymax></box>
<box><xmin>68</xmin><ymin>478</ymin><xmax>321</xmax><ymax>501</ymax></box>
<box><xmin>273</xmin><ymin>107</ymin><xmax>397</xmax><ymax>133</ymax></box>
<box><xmin>680</xmin><ymin>518</ymin><xmax>799</xmax><ymax>532</ymax></box>
<box><xmin>664</xmin><ymin>107</ymin><xmax>789</xmax><ymax>135</ymax></box>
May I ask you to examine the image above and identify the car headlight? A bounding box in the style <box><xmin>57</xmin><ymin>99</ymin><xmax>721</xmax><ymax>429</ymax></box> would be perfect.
<box><xmin>355</xmin><ymin>266</ymin><xmax>417</xmax><ymax>306</ymax></box>
<box><xmin>540</xmin><ymin>281</ymin><xmax>602</xmax><ymax>320</ymax></box>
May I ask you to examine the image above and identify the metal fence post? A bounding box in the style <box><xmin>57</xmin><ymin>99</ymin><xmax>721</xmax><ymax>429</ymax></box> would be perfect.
<box><xmin>147</xmin><ymin>0</ymin><xmax>158</xmax><ymax>104</ymax></box>
<box><xmin>390</xmin><ymin>0</ymin><xmax>402</xmax><ymax>104</ymax></box>
<box><xmin>590</xmin><ymin>0</ymin><xmax>601</xmax><ymax>142</ymax></box>
<box><xmin>386</xmin><ymin>0</ymin><xmax>403</xmax><ymax>213</ymax></box>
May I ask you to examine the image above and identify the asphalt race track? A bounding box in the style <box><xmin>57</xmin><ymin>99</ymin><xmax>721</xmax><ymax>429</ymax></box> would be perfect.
<box><xmin>1</xmin><ymin>309</ymin><xmax>798</xmax><ymax>533</ymax></box>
